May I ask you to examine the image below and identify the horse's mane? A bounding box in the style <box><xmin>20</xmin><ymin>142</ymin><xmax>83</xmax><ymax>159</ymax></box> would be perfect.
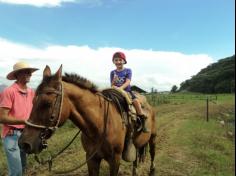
<box><xmin>62</xmin><ymin>73</ymin><xmax>98</xmax><ymax>93</ymax></box>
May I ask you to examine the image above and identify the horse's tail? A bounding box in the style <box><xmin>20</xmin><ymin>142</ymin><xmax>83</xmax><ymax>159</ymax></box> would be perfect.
<box><xmin>137</xmin><ymin>144</ymin><xmax>148</xmax><ymax>163</ymax></box>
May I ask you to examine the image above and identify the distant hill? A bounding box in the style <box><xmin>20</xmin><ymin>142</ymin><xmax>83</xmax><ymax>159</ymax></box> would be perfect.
<box><xmin>179</xmin><ymin>55</ymin><xmax>235</xmax><ymax>93</ymax></box>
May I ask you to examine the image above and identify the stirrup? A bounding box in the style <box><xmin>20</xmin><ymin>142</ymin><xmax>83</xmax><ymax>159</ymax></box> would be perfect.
<box><xmin>138</xmin><ymin>114</ymin><xmax>147</xmax><ymax>119</ymax></box>
<box><xmin>138</xmin><ymin>115</ymin><xmax>150</xmax><ymax>133</ymax></box>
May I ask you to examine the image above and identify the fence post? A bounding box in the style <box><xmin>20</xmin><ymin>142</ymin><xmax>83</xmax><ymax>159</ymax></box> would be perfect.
<box><xmin>151</xmin><ymin>93</ymin><xmax>155</xmax><ymax>105</ymax></box>
<box><xmin>206</xmin><ymin>97</ymin><xmax>209</xmax><ymax>122</ymax></box>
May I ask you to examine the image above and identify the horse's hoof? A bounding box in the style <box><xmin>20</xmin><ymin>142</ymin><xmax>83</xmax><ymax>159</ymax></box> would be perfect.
<box><xmin>149</xmin><ymin>168</ymin><xmax>156</xmax><ymax>176</ymax></box>
<box><xmin>132</xmin><ymin>170</ymin><xmax>138</xmax><ymax>176</ymax></box>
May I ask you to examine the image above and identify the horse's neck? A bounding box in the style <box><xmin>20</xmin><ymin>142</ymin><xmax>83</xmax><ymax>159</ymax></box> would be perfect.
<box><xmin>64</xmin><ymin>82</ymin><xmax>105</xmax><ymax>137</ymax></box>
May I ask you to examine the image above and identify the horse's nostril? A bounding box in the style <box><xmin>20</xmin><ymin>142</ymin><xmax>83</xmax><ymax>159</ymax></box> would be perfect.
<box><xmin>20</xmin><ymin>143</ymin><xmax>32</xmax><ymax>154</ymax></box>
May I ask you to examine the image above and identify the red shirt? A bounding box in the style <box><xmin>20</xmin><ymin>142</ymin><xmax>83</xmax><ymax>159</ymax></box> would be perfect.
<box><xmin>0</xmin><ymin>83</ymin><xmax>35</xmax><ymax>138</ymax></box>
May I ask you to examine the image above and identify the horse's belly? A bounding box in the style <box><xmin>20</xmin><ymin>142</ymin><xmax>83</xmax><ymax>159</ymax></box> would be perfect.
<box><xmin>133</xmin><ymin>133</ymin><xmax>151</xmax><ymax>148</ymax></box>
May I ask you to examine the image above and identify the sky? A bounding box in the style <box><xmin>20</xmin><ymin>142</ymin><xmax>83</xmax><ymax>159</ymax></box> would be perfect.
<box><xmin>0</xmin><ymin>0</ymin><xmax>235</xmax><ymax>92</ymax></box>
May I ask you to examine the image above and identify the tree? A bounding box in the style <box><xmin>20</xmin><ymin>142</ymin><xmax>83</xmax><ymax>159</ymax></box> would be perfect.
<box><xmin>171</xmin><ymin>85</ymin><xmax>178</xmax><ymax>93</ymax></box>
<box><xmin>179</xmin><ymin>55</ymin><xmax>235</xmax><ymax>93</ymax></box>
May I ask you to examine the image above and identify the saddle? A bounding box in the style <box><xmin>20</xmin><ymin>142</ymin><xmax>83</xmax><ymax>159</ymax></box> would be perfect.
<box><xmin>101</xmin><ymin>88</ymin><xmax>143</xmax><ymax>162</ymax></box>
<box><xmin>110</xmin><ymin>87</ymin><xmax>140</xmax><ymax>121</ymax></box>
<box><xmin>101</xmin><ymin>87</ymin><xmax>142</xmax><ymax>130</ymax></box>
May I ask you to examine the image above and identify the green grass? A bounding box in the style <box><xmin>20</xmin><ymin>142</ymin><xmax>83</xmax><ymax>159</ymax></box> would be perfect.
<box><xmin>177</xmin><ymin>119</ymin><xmax>234</xmax><ymax>176</ymax></box>
<box><xmin>155</xmin><ymin>93</ymin><xmax>235</xmax><ymax>176</ymax></box>
<box><xmin>0</xmin><ymin>93</ymin><xmax>235</xmax><ymax>176</ymax></box>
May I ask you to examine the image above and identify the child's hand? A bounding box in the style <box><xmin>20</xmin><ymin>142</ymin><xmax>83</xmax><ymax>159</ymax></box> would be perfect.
<box><xmin>113</xmin><ymin>74</ymin><xmax>119</xmax><ymax>82</ymax></box>
<box><xmin>112</xmin><ymin>85</ymin><xmax>119</xmax><ymax>89</ymax></box>
<box><xmin>112</xmin><ymin>85</ymin><xmax>123</xmax><ymax>90</ymax></box>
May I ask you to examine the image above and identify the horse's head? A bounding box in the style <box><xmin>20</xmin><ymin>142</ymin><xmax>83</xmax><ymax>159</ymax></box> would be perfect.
<box><xmin>19</xmin><ymin>65</ymin><xmax>68</xmax><ymax>154</ymax></box>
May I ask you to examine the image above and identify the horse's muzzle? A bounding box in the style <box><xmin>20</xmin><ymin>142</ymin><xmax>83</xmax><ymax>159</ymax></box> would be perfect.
<box><xmin>18</xmin><ymin>141</ymin><xmax>34</xmax><ymax>154</ymax></box>
<box><xmin>18</xmin><ymin>133</ymin><xmax>45</xmax><ymax>154</ymax></box>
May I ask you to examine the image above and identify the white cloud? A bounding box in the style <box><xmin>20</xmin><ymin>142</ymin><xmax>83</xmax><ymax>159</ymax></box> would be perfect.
<box><xmin>0</xmin><ymin>38</ymin><xmax>214</xmax><ymax>92</ymax></box>
<box><xmin>0</xmin><ymin>0</ymin><xmax>103</xmax><ymax>7</ymax></box>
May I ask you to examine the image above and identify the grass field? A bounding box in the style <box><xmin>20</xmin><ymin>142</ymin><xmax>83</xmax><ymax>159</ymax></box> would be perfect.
<box><xmin>0</xmin><ymin>93</ymin><xmax>235</xmax><ymax>176</ymax></box>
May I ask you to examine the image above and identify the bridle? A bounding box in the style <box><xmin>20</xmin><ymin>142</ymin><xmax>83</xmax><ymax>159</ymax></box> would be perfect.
<box><xmin>24</xmin><ymin>81</ymin><xmax>112</xmax><ymax>174</ymax></box>
<box><xmin>25</xmin><ymin>82</ymin><xmax>64</xmax><ymax>147</ymax></box>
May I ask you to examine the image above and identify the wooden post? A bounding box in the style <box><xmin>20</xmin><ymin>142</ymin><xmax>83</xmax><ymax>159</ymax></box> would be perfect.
<box><xmin>206</xmin><ymin>97</ymin><xmax>209</xmax><ymax>122</ymax></box>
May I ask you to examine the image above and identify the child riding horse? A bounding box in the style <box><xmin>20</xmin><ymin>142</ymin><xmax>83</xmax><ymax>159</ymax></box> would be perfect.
<box><xmin>19</xmin><ymin>65</ymin><xmax>157</xmax><ymax>176</ymax></box>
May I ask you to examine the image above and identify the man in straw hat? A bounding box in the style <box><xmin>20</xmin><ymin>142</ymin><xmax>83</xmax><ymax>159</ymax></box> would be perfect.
<box><xmin>0</xmin><ymin>61</ymin><xmax>38</xmax><ymax>176</ymax></box>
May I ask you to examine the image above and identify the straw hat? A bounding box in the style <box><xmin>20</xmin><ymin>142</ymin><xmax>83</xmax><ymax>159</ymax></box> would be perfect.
<box><xmin>7</xmin><ymin>61</ymin><xmax>39</xmax><ymax>80</ymax></box>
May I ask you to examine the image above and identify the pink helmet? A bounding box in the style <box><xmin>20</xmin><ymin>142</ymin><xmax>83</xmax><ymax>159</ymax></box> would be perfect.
<box><xmin>112</xmin><ymin>51</ymin><xmax>127</xmax><ymax>64</ymax></box>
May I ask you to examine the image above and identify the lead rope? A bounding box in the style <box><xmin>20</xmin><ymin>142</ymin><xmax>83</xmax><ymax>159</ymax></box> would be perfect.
<box><xmin>34</xmin><ymin>130</ymin><xmax>81</xmax><ymax>171</ymax></box>
<box><xmin>33</xmin><ymin>82</ymin><xmax>80</xmax><ymax>171</ymax></box>
<box><xmin>54</xmin><ymin>98</ymin><xmax>110</xmax><ymax>175</ymax></box>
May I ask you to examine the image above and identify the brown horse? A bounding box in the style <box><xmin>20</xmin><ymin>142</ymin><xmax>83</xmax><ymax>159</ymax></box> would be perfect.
<box><xmin>19</xmin><ymin>65</ymin><xmax>157</xmax><ymax>176</ymax></box>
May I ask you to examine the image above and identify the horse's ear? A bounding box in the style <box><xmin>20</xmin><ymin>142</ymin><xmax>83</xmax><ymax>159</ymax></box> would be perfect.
<box><xmin>55</xmin><ymin>64</ymin><xmax>62</xmax><ymax>81</ymax></box>
<box><xmin>43</xmin><ymin>65</ymin><xmax>51</xmax><ymax>78</ymax></box>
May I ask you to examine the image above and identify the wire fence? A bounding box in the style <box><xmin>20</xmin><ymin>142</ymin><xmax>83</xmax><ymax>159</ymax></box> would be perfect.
<box><xmin>146</xmin><ymin>93</ymin><xmax>218</xmax><ymax>106</ymax></box>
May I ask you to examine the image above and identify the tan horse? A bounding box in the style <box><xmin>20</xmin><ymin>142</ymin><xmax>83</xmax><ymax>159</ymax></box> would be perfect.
<box><xmin>19</xmin><ymin>65</ymin><xmax>157</xmax><ymax>176</ymax></box>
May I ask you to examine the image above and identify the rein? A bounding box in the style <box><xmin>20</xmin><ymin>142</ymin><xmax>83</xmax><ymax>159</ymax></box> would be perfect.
<box><xmin>25</xmin><ymin>81</ymin><xmax>111</xmax><ymax>174</ymax></box>
<box><xmin>24</xmin><ymin>81</ymin><xmax>77</xmax><ymax>171</ymax></box>
<box><xmin>54</xmin><ymin>95</ymin><xmax>111</xmax><ymax>175</ymax></box>
<box><xmin>34</xmin><ymin>130</ymin><xmax>81</xmax><ymax>171</ymax></box>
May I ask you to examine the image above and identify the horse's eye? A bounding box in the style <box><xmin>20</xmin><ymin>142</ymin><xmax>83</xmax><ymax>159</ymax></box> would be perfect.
<box><xmin>49</xmin><ymin>114</ymin><xmax>55</xmax><ymax>121</ymax></box>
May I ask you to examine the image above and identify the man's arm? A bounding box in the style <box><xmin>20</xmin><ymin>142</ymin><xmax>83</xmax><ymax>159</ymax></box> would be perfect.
<box><xmin>0</xmin><ymin>107</ymin><xmax>25</xmax><ymax>125</ymax></box>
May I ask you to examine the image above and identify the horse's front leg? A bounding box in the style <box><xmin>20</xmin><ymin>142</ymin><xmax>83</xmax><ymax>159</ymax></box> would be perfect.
<box><xmin>149</xmin><ymin>134</ymin><xmax>156</xmax><ymax>176</ymax></box>
<box><xmin>108</xmin><ymin>153</ymin><xmax>121</xmax><ymax>176</ymax></box>
<box><xmin>87</xmin><ymin>154</ymin><xmax>102</xmax><ymax>176</ymax></box>
<box><xmin>132</xmin><ymin>150</ymin><xmax>138</xmax><ymax>176</ymax></box>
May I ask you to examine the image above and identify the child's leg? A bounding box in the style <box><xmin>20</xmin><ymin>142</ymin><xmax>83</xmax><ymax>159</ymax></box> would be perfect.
<box><xmin>132</xmin><ymin>98</ymin><xmax>143</xmax><ymax>115</ymax></box>
<box><xmin>132</xmin><ymin>98</ymin><xmax>149</xmax><ymax>132</ymax></box>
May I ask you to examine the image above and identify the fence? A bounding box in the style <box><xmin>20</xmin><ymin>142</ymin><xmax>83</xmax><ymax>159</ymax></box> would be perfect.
<box><xmin>146</xmin><ymin>93</ymin><xmax>218</xmax><ymax>122</ymax></box>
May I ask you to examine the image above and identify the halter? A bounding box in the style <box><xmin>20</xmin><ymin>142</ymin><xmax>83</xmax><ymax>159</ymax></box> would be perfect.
<box><xmin>25</xmin><ymin>82</ymin><xmax>64</xmax><ymax>132</ymax></box>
